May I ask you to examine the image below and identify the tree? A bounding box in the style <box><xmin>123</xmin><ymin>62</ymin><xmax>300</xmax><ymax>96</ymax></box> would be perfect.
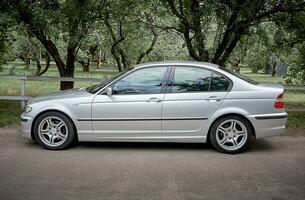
<box><xmin>161</xmin><ymin>0</ymin><xmax>305</xmax><ymax>66</ymax></box>
<box><xmin>7</xmin><ymin>31</ymin><xmax>51</xmax><ymax>75</ymax></box>
<box><xmin>0</xmin><ymin>13</ymin><xmax>13</xmax><ymax>67</ymax></box>
<box><xmin>103</xmin><ymin>0</ymin><xmax>159</xmax><ymax>71</ymax></box>
<box><xmin>77</xmin><ymin>38</ymin><xmax>100</xmax><ymax>72</ymax></box>
<box><xmin>273</xmin><ymin>12</ymin><xmax>305</xmax><ymax>84</ymax></box>
<box><xmin>0</xmin><ymin>0</ymin><xmax>106</xmax><ymax>90</ymax></box>
<box><xmin>227</xmin><ymin>23</ymin><xmax>276</xmax><ymax>74</ymax></box>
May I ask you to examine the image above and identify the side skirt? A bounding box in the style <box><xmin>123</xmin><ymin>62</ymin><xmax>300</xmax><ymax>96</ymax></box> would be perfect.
<box><xmin>78</xmin><ymin>135</ymin><xmax>207</xmax><ymax>143</ymax></box>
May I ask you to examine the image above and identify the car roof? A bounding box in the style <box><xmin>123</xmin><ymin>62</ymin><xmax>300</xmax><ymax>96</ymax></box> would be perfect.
<box><xmin>134</xmin><ymin>61</ymin><xmax>220</xmax><ymax>70</ymax></box>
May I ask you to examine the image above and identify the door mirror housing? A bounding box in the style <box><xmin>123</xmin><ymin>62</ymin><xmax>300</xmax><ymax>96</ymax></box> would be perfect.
<box><xmin>106</xmin><ymin>87</ymin><xmax>113</xmax><ymax>96</ymax></box>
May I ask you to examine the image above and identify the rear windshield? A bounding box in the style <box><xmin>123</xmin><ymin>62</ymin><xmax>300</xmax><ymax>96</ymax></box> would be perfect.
<box><xmin>220</xmin><ymin>67</ymin><xmax>259</xmax><ymax>85</ymax></box>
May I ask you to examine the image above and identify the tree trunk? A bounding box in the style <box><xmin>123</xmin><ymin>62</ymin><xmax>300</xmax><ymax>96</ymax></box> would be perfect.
<box><xmin>82</xmin><ymin>63</ymin><xmax>90</xmax><ymax>72</ymax></box>
<box><xmin>34</xmin><ymin>58</ymin><xmax>42</xmax><ymax>76</ymax></box>
<box><xmin>34</xmin><ymin>52</ymin><xmax>51</xmax><ymax>76</ymax></box>
<box><xmin>60</xmin><ymin>69</ymin><xmax>74</xmax><ymax>90</ymax></box>
<box><xmin>232</xmin><ymin>60</ymin><xmax>241</xmax><ymax>74</ymax></box>
<box><xmin>119</xmin><ymin>50</ymin><xmax>130</xmax><ymax>70</ymax></box>
<box><xmin>61</xmin><ymin>45</ymin><xmax>76</xmax><ymax>90</ymax></box>
<box><xmin>79</xmin><ymin>60</ymin><xmax>90</xmax><ymax>72</ymax></box>
<box><xmin>19</xmin><ymin>55</ymin><xmax>30</xmax><ymax>66</ymax></box>
<box><xmin>96</xmin><ymin>49</ymin><xmax>101</xmax><ymax>69</ymax></box>
<box><xmin>112</xmin><ymin>51</ymin><xmax>123</xmax><ymax>72</ymax></box>
<box><xmin>271</xmin><ymin>62</ymin><xmax>277</xmax><ymax>76</ymax></box>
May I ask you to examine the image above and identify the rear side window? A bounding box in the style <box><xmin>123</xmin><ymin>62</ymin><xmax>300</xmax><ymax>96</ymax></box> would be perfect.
<box><xmin>170</xmin><ymin>66</ymin><xmax>231</xmax><ymax>93</ymax></box>
<box><xmin>172</xmin><ymin>67</ymin><xmax>212</xmax><ymax>93</ymax></box>
<box><xmin>210</xmin><ymin>73</ymin><xmax>230</xmax><ymax>91</ymax></box>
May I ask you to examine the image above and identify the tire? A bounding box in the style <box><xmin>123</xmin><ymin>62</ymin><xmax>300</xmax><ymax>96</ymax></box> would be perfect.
<box><xmin>209</xmin><ymin>115</ymin><xmax>252</xmax><ymax>154</ymax></box>
<box><xmin>33</xmin><ymin>111</ymin><xmax>76</xmax><ymax>150</ymax></box>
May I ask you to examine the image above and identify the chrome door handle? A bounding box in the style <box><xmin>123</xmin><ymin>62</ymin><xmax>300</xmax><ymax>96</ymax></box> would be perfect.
<box><xmin>146</xmin><ymin>97</ymin><xmax>162</xmax><ymax>103</ymax></box>
<box><xmin>208</xmin><ymin>96</ymin><xmax>222</xmax><ymax>102</ymax></box>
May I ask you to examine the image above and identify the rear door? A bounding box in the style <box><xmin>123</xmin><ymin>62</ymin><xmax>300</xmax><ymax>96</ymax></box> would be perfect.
<box><xmin>162</xmin><ymin>66</ymin><xmax>231</xmax><ymax>134</ymax></box>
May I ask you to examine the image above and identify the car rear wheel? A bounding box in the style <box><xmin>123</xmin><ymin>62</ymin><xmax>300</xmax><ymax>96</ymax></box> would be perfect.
<box><xmin>210</xmin><ymin>115</ymin><xmax>252</xmax><ymax>154</ymax></box>
<box><xmin>33</xmin><ymin>111</ymin><xmax>76</xmax><ymax>150</ymax></box>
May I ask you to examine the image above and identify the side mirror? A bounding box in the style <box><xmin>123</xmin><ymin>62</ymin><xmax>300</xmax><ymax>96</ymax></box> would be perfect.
<box><xmin>106</xmin><ymin>87</ymin><xmax>113</xmax><ymax>96</ymax></box>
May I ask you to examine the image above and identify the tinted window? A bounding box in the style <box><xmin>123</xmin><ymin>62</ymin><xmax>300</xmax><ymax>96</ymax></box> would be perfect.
<box><xmin>210</xmin><ymin>73</ymin><xmax>230</xmax><ymax>91</ymax></box>
<box><xmin>86</xmin><ymin>71</ymin><xmax>127</xmax><ymax>94</ymax></box>
<box><xmin>113</xmin><ymin>67</ymin><xmax>167</xmax><ymax>95</ymax></box>
<box><xmin>172</xmin><ymin>67</ymin><xmax>212</xmax><ymax>93</ymax></box>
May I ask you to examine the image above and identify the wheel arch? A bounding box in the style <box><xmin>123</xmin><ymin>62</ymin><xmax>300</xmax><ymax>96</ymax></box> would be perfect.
<box><xmin>31</xmin><ymin>109</ymin><xmax>78</xmax><ymax>141</ymax></box>
<box><xmin>206</xmin><ymin>113</ymin><xmax>256</xmax><ymax>143</ymax></box>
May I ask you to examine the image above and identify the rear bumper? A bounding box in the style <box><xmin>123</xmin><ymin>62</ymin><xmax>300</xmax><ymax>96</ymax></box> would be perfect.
<box><xmin>247</xmin><ymin>113</ymin><xmax>287</xmax><ymax>139</ymax></box>
<box><xmin>20</xmin><ymin>112</ymin><xmax>33</xmax><ymax>139</ymax></box>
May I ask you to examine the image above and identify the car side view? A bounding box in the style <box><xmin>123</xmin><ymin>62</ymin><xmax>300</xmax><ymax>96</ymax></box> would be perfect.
<box><xmin>21</xmin><ymin>61</ymin><xmax>287</xmax><ymax>153</ymax></box>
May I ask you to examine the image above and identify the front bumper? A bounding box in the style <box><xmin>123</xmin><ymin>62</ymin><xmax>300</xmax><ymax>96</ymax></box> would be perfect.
<box><xmin>20</xmin><ymin>112</ymin><xmax>33</xmax><ymax>139</ymax></box>
<box><xmin>247</xmin><ymin>112</ymin><xmax>288</xmax><ymax>139</ymax></box>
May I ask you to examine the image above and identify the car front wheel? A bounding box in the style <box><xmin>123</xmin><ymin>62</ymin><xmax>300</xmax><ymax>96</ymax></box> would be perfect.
<box><xmin>210</xmin><ymin>116</ymin><xmax>252</xmax><ymax>154</ymax></box>
<box><xmin>33</xmin><ymin>111</ymin><xmax>76</xmax><ymax>150</ymax></box>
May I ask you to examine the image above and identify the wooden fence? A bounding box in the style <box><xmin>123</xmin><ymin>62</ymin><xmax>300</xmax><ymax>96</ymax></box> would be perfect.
<box><xmin>0</xmin><ymin>75</ymin><xmax>305</xmax><ymax>111</ymax></box>
<box><xmin>0</xmin><ymin>75</ymin><xmax>104</xmax><ymax>109</ymax></box>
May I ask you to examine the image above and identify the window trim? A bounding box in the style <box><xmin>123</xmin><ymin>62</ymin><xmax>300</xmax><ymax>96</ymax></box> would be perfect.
<box><xmin>99</xmin><ymin>66</ymin><xmax>172</xmax><ymax>96</ymax></box>
<box><xmin>166</xmin><ymin>66</ymin><xmax>233</xmax><ymax>94</ymax></box>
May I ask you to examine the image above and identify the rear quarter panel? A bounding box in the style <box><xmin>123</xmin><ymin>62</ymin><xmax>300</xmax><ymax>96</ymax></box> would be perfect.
<box><xmin>200</xmin><ymin>73</ymin><xmax>286</xmax><ymax>138</ymax></box>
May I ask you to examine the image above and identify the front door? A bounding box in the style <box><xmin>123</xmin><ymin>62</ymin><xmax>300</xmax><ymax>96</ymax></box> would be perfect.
<box><xmin>162</xmin><ymin>66</ymin><xmax>230</xmax><ymax>135</ymax></box>
<box><xmin>92</xmin><ymin>66</ymin><xmax>169</xmax><ymax>138</ymax></box>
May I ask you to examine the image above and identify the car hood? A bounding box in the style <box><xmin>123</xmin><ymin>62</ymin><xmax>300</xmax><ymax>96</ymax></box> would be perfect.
<box><xmin>27</xmin><ymin>88</ymin><xmax>90</xmax><ymax>105</ymax></box>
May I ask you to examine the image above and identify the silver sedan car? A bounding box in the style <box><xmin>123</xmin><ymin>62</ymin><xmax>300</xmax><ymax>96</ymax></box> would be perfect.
<box><xmin>21</xmin><ymin>61</ymin><xmax>287</xmax><ymax>153</ymax></box>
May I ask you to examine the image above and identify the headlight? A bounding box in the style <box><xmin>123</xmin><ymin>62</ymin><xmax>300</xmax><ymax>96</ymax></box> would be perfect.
<box><xmin>24</xmin><ymin>105</ymin><xmax>32</xmax><ymax>113</ymax></box>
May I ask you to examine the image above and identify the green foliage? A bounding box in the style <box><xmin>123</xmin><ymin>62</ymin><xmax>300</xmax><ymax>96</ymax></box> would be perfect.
<box><xmin>0</xmin><ymin>13</ymin><xmax>12</xmax><ymax>66</ymax></box>
<box><xmin>272</xmin><ymin>12</ymin><xmax>305</xmax><ymax>84</ymax></box>
<box><xmin>161</xmin><ymin>0</ymin><xmax>305</xmax><ymax>66</ymax></box>
<box><xmin>0</xmin><ymin>0</ymin><xmax>305</xmax><ymax>83</ymax></box>
<box><xmin>0</xmin><ymin>39</ymin><xmax>5</xmax><ymax>68</ymax></box>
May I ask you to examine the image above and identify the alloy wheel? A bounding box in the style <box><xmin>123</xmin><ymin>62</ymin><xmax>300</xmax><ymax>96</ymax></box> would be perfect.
<box><xmin>38</xmin><ymin>116</ymin><xmax>68</xmax><ymax>147</ymax></box>
<box><xmin>215</xmin><ymin>119</ymin><xmax>248</xmax><ymax>151</ymax></box>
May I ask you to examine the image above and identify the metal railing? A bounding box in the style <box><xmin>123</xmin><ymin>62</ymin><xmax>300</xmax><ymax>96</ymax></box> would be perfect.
<box><xmin>0</xmin><ymin>75</ymin><xmax>305</xmax><ymax>111</ymax></box>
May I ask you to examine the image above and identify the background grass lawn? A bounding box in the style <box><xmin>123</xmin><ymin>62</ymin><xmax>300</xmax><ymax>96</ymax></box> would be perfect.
<box><xmin>0</xmin><ymin>62</ymin><xmax>305</xmax><ymax>128</ymax></box>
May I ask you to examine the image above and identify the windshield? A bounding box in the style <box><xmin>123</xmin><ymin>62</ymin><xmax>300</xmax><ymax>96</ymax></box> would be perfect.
<box><xmin>220</xmin><ymin>67</ymin><xmax>259</xmax><ymax>85</ymax></box>
<box><xmin>86</xmin><ymin>71</ymin><xmax>127</xmax><ymax>94</ymax></box>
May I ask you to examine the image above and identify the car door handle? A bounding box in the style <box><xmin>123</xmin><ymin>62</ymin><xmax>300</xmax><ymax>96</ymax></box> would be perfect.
<box><xmin>146</xmin><ymin>97</ymin><xmax>162</xmax><ymax>103</ymax></box>
<box><xmin>208</xmin><ymin>96</ymin><xmax>222</xmax><ymax>102</ymax></box>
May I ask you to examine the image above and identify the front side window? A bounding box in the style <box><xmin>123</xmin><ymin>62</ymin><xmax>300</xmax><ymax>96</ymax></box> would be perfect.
<box><xmin>112</xmin><ymin>67</ymin><xmax>167</xmax><ymax>95</ymax></box>
<box><xmin>171</xmin><ymin>67</ymin><xmax>212</xmax><ymax>93</ymax></box>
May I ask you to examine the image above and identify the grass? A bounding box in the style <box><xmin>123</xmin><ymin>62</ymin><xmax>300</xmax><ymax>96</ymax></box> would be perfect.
<box><xmin>0</xmin><ymin>62</ymin><xmax>118</xmax><ymax>96</ymax></box>
<box><xmin>286</xmin><ymin>112</ymin><xmax>305</xmax><ymax>128</ymax></box>
<box><xmin>0</xmin><ymin>101</ymin><xmax>22</xmax><ymax>127</ymax></box>
<box><xmin>284</xmin><ymin>91</ymin><xmax>305</xmax><ymax>108</ymax></box>
<box><xmin>240</xmin><ymin>68</ymin><xmax>286</xmax><ymax>83</ymax></box>
<box><xmin>0</xmin><ymin>63</ymin><xmax>305</xmax><ymax>128</ymax></box>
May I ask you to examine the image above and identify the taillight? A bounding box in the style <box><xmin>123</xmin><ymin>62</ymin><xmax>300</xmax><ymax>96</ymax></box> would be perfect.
<box><xmin>277</xmin><ymin>93</ymin><xmax>284</xmax><ymax>99</ymax></box>
<box><xmin>274</xmin><ymin>93</ymin><xmax>284</xmax><ymax>109</ymax></box>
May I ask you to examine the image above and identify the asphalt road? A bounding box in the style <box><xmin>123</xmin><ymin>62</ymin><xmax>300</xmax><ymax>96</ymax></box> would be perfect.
<box><xmin>0</xmin><ymin>125</ymin><xmax>305</xmax><ymax>200</ymax></box>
